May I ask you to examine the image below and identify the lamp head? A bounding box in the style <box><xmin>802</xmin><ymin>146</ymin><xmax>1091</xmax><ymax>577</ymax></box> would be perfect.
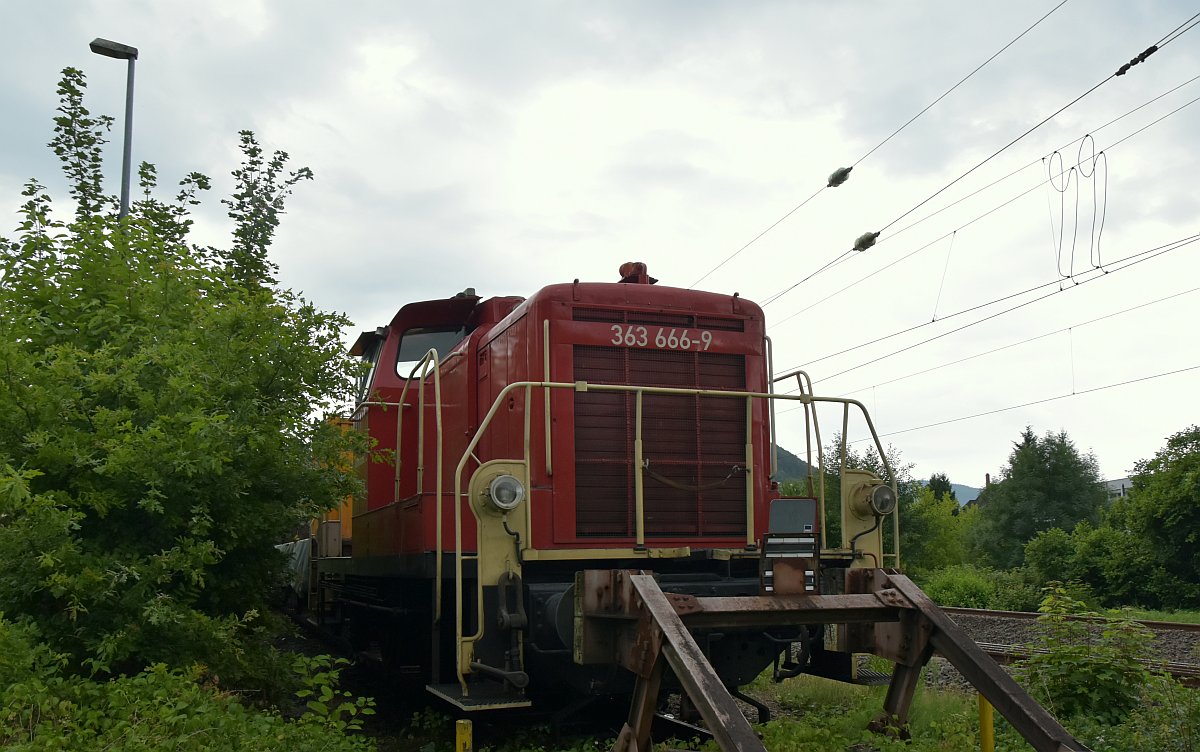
<box><xmin>89</xmin><ymin>38</ymin><xmax>138</xmax><ymax>60</ymax></box>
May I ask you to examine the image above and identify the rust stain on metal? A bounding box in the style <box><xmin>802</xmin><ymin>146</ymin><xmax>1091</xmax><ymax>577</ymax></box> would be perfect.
<box><xmin>666</xmin><ymin>592</ymin><xmax>701</xmax><ymax>615</ymax></box>
<box><xmin>769</xmin><ymin>558</ymin><xmax>811</xmax><ymax>596</ymax></box>
<box><xmin>875</xmin><ymin>587</ymin><xmax>909</xmax><ymax>608</ymax></box>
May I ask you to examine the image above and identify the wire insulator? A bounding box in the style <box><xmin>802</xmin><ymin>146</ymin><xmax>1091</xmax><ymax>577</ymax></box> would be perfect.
<box><xmin>1116</xmin><ymin>45</ymin><xmax>1158</xmax><ymax>76</ymax></box>
<box><xmin>852</xmin><ymin>231</ymin><xmax>880</xmax><ymax>252</ymax></box>
<box><xmin>827</xmin><ymin>166</ymin><xmax>853</xmax><ymax>188</ymax></box>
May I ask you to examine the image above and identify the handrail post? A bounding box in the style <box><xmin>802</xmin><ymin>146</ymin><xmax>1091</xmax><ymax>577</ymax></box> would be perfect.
<box><xmin>634</xmin><ymin>390</ymin><xmax>645</xmax><ymax>549</ymax></box>
<box><xmin>783</xmin><ymin>370</ymin><xmax>825</xmax><ymax>534</ymax></box>
<box><xmin>523</xmin><ymin>385</ymin><xmax>534</xmax><ymax>555</ymax></box>
<box><xmin>417</xmin><ymin>368</ymin><xmax>426</xmax><ymax>497</ymax></box>
<box><xmin>543</xmin><ymin>320</ymin><xmax>553</xmax><ymax>476</ymax></box>
<box><xmin>840</xmin><ymin>402</ymin><xmax>850</xmax><ymax>548</ymax></box>
<box><xmin>765</xmin><ymin>335</ymin><xmax>778</xmax><ymax>479</ymax></box>
<box><xmin>430</xmin><ymin>356</ymin><xmax>445</xmax><ymax>624</ymax></box>
<box><xmin>395</xmin><ymin>396</ymin><xmax>404</xmax><ymax>505</ymax></box>
<box><xmin>744</xmin><ymin>395</ymin><xmax>755</xmax><ymax>549</ymax></box>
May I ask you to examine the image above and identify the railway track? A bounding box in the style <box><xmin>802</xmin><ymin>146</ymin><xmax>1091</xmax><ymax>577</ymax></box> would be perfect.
<box><xmin>942</xmin><ymin>606</ymin><xmax>1200</xmax><ymax>634</ymax></box>
<box><xmin>941</xmin><ymin>607</ymin><xmax>1200</xmax><ymax>688</ymax></box>
<box><xmin>974</xmin><ymin>641</ymin><xmax>1200</xmax><ymax>687</ymax></box>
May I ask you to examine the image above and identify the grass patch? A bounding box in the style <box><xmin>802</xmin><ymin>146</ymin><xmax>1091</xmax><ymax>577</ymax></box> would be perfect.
<box><xmin>740</xmin><ymin>669</ymin><xmax>982</xmax><ymax>751</ymax></box>
<box><xmin>1105</xmin><ymin>607</ymin><xmax>1200</xmax><ymax>624</ymax></box>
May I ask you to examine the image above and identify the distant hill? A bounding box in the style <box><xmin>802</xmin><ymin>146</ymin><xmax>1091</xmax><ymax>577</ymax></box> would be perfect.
<box><xmin>775</xmin><ymin>445</ymin><xmax>813</xmax><ymax>483</ymax></box>
<box><xmin>951</xmin><ymin>483</ymin><xmax>981</xmax><ymax>503</ymax></box>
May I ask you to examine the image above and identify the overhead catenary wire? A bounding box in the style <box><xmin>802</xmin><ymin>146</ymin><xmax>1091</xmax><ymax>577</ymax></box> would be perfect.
<box><xmin>875</xmin><ymin>73</ymin><xmax>1200</xmax><ymax>247</ymax></box>
<box><xmin>864</xmin><ymin>9</ymin><xmax>1198</xmax><ymax>241</ymax></box>
<box><xmin>846</xmin><ymin>363</ymin><xmax>1200</xmax><ymax>442</ymax></box>
<box><xmin>1151</xmin><ymin>11</ymin><xmax>1200</xmax><ymax>52</ymax></box>
<box><xmin>827</xmin><ymin>284</ymin><xmax>1200</xmax><ymax>399</ymax></box>
<box><xmin>851</xmin><ymin>0</ymin><xmax>1072</xmax><ymax>169</ymax></box>
<box><xmin>931</xmin><ymin>231</ymin><xmax>957</xmax><ymax>321</ymax></box>
<box><xmin>765</xmin><ymin>82</ymin><xmax>1200</xmax><ymax>322</ymax></box>
<box><xmin>689</xmin><ymin>184</ymin><xmax>827</xmax><ymax>289</ymax></box>
<box><xmin>760</xmin><ymin>250</ymin><xmax>856</xmax><ymax>306</ymax></box>
<box><xmin>775</xmin><ymin>232</ymin><xmax>1200</xmax><ymax>378</ymax></box>
<box><xmin>687</xmin><ymin>0</ymin><xmax>1071</xmax><ymax>289</ymax></box>
<box><xmin>801</xmin><ymin>233</ymin><xmax>1199</xmax><ymax>381</ymax></box>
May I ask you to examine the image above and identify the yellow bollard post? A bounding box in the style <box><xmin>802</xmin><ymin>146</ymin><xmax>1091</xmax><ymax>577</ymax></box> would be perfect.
<box><xmin>455</xmin><ymin>718</ymin><xmax>473</xmax><ymax>752</ymax></box>
<box><xmin>978</xmin><ymin>693</ymin><xmax>994</xmax><ymax>752</ymax></box>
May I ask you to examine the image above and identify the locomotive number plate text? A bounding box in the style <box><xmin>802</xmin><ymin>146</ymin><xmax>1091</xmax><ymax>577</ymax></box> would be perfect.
<box><xmin>609</xmin><ymin>324</ymin><xmax>713</xmax><ymax>351</ymax></box>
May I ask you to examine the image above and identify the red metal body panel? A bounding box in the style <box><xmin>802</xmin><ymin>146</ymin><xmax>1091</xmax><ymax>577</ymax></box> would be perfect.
<box><xmin>352</xmin><ymin>278</ymin><xmax>773</xmax><ymax>558</ymax></box>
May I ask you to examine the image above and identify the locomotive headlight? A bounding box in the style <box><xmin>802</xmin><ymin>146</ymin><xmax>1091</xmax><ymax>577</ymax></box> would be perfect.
<box><xmin>868</xmin><ymin>484</ymin><xmax>897</xmax><ymax>516</ymax></box>
<box><xmin>487</xmin><ymin>474</ymin><xmax>526</xmax><ymax>512</ymax></box>
<box><xmin>848</xmin><ymin>475</ymin><xmax>897</xmax><ymax>519</ymax></box>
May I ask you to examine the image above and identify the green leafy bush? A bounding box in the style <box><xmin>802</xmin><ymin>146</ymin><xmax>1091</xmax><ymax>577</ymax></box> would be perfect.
<box><xmin>0</xmin><ymin>617</ymin><xmax>374</xmax><ymax>751</ymax></box>
<box><xmin>292</xmin><ymin>654</ymin><xmax>376</xmax><ymax>732</ymax></box>
<box><xmin>1080</xmin><ymin>675</ymin><xmax>1200</xmax><ymax>752</ymax></box>
<box><xmin>988</xmin><ymin>567</ymin><xmax>1055</xmax><ymax>612</ymax></box>
<box><xmin>1017</xmin><ymin>585</ymin><xmax>1154</xmax><ymax>725</ymax></box>
<box><xmin>920</xmin><ymin>564</ymin><xmax>996</xmax><ymax>608</ymax></box>
<box><xmin>0</xmin><ymin>67</ymin><xmax>363</xmax><ymax>690</ymax></box>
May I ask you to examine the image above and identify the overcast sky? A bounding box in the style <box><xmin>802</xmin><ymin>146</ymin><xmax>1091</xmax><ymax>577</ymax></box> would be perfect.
<box><xmin>3</xmin><ymin>1</ymin><xmax>1198</xmax><ymax>487</ymax></box>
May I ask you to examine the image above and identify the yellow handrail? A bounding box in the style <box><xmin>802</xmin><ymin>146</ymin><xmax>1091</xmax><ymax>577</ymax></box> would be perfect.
<box><xmin>394</xmin><ymin>351</ymin><xmax>446</xmax><ymax>620</ymax></box>
<box><xmin>449</xmin><ymin>380</ymin><xmax>898</xmax><ymax>691</ymax></box>
<box><xmin>634</xmin><ymin>390</ymin><xmax>645</xmax><ymax>548</ymax></box>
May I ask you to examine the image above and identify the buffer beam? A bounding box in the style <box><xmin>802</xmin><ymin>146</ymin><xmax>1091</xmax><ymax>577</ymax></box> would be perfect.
<box><xmin>577</xmin><ymin>569</ymin><xmax>1089</xmax><ymax>752</ymax></box>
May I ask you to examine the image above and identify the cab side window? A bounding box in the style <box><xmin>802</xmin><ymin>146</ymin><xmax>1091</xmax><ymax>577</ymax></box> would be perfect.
<box><xmin>356</xmin><ymin>338</ymin><xmax>383</xmax><ymax>404</ymax></box>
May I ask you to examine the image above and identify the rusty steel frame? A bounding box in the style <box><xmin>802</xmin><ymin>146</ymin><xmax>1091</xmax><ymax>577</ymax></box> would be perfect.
<box><xmin>582</xmin><ymin>569</ymin><xmax>1090</xmax><ymax>752</ymax></box>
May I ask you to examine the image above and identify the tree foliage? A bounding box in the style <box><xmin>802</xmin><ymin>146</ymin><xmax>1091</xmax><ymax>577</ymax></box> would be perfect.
<box><xmin>973</xmin><ymin>428</ymin><xmax>1106</xmax><ymax>569</ymax></box>
<box><xmin>901</xmin><ymin>486</ymin><xmax>968</xmax><ymax>575</ymax></box>
<box><xmin>1125</xmin><ymin>425</ymin><xmax>1200</xmax><ymax>586</ymax></box>
<box><xmin>0</xmin><ymin>67</ymin><xmax>361</xmax><ymax>682</ymax></box>
<box><xmin>1020</xmin><ymin>426</ymin><xmax>1200</xmax><ymax>609</ymax></box>
<box><xmin>927</xmin><ymin>472</ymin><xmax>956</xmax><ymax>502</ymax></box>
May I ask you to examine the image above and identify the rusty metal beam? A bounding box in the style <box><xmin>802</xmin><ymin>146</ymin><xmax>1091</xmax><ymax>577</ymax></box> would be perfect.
<box><xmin>626</xmin><ymin>574</ymin><xmax>766</xmax><ymax>752</ymax></box>
<box><xmin>882</xmin><ymin>573</ymin><xmax>1090</xmax><ymax>752</ymax></box>
<box><xmin>869</xmin><ymin>646</ymin><xmax>932</xmax><ymax>738</ymax></box>
<box><xmin>679</xmin><ymin>593</ymin><xmax>902</xmax><ymax>629</ymax></box>
<box><xmin>613</xmin><ymin>655</ymin><xmax>666</xmax><ymax>752</ymax></box>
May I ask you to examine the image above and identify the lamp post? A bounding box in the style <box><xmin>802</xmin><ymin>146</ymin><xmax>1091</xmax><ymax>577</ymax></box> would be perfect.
<box><xmin>88</xmin><ymin>37</ymin><xmax>138</xmax><ymax>219</ymax></box>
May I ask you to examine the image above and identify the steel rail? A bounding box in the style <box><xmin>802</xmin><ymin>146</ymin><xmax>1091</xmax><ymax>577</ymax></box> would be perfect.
<box><xmin>974</xmin><ymin>641</ymin><xmax>1200</xmax><ymax>687</ymax></box>
<box><xmin>942</xmin><ymin>606</ymin><xmax>1200</xmax><ymax>633</ymax></box>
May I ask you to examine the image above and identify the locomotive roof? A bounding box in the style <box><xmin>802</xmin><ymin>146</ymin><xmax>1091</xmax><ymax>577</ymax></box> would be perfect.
<box><xmin>517</xmin><ymin>281</ymin><xmax>763</xmax><ymax>319</ymax></box>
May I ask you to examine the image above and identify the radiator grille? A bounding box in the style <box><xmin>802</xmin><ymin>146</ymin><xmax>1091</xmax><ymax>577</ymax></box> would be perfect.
<box><xmin>573</xmin><ymin>345</ymin><xmax>747</xmax><ymax>538</ymax></box>
<box><xmin>572</xmin><ymin>308</ymin><xmax>745</xmax><ymax>332</ymax></box>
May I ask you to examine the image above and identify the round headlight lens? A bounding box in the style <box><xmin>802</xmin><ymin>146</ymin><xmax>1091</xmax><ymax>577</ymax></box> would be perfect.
<box><xmin>869</xmin><ymin>484</ymin><xmax>897</xmax><ymax>516</ymax></box>
<box><xmin>488</xmin><ymin>474</ymin><xmax>526</xmax><ymax>511</ymax></box>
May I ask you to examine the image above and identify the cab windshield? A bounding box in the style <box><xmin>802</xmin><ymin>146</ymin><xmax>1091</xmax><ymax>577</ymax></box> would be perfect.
<box><xmin>396</xmin><ymin>326</ymin><xmax>468</xmax><ymax>377</ymax></box>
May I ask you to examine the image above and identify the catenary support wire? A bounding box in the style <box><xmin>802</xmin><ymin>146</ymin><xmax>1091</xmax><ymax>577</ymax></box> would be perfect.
<box><xmin>687</xmin><ymin>1</ymin><xmax>1072</xmax><ymax>289</ymax></box>
<box><xmin>848</xmin><ymin>363</ymin><xmax>1200</xmax><ymax>442</ymax></box>
<box><xmin>776</xmin><ymin>232</ymin><xmax>1200</xmax><ymax>377</ymax></box>
<box><xmin>812</xmin><ymin>284</ymin><xmax>1200</xmax><ymax>401</ymax></box>
<box><xmin>864</xmin><ymin>9</ymin><xmax>1199</xmax><ymax>242</ymax></box>
<box><xmin>766</xmin><ymin>85</ymin><xmax>1200</xmax><ymax>320</ymax></box>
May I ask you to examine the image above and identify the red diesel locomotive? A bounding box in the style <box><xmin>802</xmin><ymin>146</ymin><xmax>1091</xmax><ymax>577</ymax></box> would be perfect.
<box><xmin>311</xmin><ymin>262</ymin><xmax>900</xmax><ymax>711</ymax></box>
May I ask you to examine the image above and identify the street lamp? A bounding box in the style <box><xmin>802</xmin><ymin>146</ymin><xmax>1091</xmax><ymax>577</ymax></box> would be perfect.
<box><xmin>89</xmin><ymin>37</ymin><xmax>138</xmax><ymax>219</ymax></box>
